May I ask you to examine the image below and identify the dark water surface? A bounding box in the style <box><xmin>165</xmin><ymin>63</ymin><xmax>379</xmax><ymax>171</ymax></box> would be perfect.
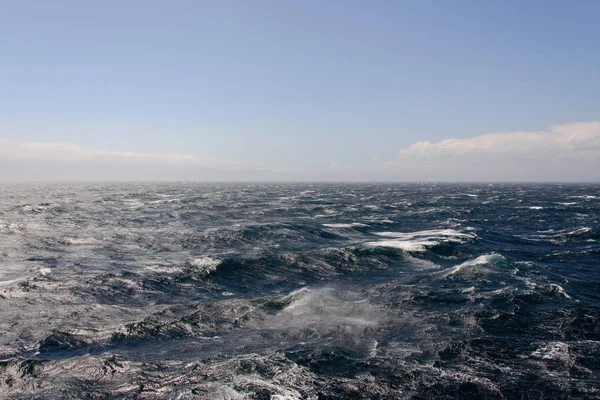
<box><xmin>0</xmin><ymin>183</ymin><xmax>599</xmax><ymax>399</ymax></box>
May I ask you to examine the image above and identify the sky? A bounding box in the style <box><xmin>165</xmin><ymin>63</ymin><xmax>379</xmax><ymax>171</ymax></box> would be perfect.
<box><xmin>1</xmin><ymin>0</ymin><xmax>599</xmax><ymax>181</ymax></box>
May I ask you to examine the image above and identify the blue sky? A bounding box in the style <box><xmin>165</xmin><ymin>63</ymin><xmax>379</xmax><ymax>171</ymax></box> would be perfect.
<box><xmin>1</xmin><ymin>0</ymin><xmax>599</xmax><ymax>180</ymax></box>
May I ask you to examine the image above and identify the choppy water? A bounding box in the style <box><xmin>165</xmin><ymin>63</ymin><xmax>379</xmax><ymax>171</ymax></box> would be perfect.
<box><xmin>0</xmin><ymin>183</ymin><xmax>599</xmax><ymax>399</ymax></box>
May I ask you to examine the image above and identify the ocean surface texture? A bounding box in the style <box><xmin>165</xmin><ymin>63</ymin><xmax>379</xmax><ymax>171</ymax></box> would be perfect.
<box><xmin>0</xmin><ymin>183</ymin><xmax>599</xmax><ymax>399</ymax></box>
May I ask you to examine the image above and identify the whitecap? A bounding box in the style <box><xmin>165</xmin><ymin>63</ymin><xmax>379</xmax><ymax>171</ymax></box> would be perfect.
<box><xmin>0</xmin><ymin>277</ymin><xmax>28</xmax><ymax>287</ymax></box>
<box><xmin>549</xmin><ymin>283</ymin><xmax>572</xmax><ymax>299</ymax></box>
<box><xmin>261</xmin><ymin>287</ymin><xmax>384</xmax><ymax>330</ymax></box>
<box><xmin>519</xmin><ymin>226</ymin><xmax>591</xmax><ymax>242</ymax></box>
<box><xmin>566</xmin><ymin>227</ymin><xmax>592</xmax><ymax>236</ymax></box>
<box><xmin>313</xmin><ymin>213</ymin><xmax>341</xmax><ymax>218</ymax></box>
<box><xmin>190</xmin><ymin>256</ymin><xmax>222</xmax><ymax>274</ymax></box>
<box><xmin>364</xmin><ymin>239</ymin><xmax>439</xmax><ymax>252</ymax></box>
<box><xmin>322</xmin><ymin>223</ymin><xmax>368</xmax><ymax>228</ymax></box>
<box><xmin>531</xmin><ymin>342</ymin><xmax>572</xmax><ymax>365</ymax></box>
<box><xmin>443</xmin><ymin>253</ymin><xmax>507</xmax><ymax>278</ymax></box>
<box><xmin>364</xmin><ymin>228</ymin><xmax>476</xmax><ymax>252</ymax></box>
<box><xmin>143</xmin><ymin>264</ymin><xmax>180</xmax><ymax>274</ymax></box>
<box><xmin>122</xmin><ymin>199</ymin><xmax>145</xmax><ymax>209</ymax></box>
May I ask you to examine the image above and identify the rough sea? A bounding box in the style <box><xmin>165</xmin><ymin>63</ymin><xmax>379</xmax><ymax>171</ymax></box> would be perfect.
<box><xmin>0</xmin><ymin>183</ymin><xmax>599</xmax><ymax>399</ymax></box>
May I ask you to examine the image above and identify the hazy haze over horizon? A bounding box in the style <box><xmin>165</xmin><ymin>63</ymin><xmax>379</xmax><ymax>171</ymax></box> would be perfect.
<box><xmin>2</xmin><ymin>1</ymin><xmax>599</xmax><ymax>182</ymax></box>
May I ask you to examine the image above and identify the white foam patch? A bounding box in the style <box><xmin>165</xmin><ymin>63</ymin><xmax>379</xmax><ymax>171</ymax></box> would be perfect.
<box><xmin>0</xmin><ymin>277</ymin><xmax>28</xmax><ymax>287</ymax></box>
<box><xmin>122</xmin><ymin>199</ymin><xmax>146</xmax><ymax>209</ymax></box>
<box><xmin>322</xmin><ymin>223</ymin><xmax>369</xmax><ymax>228</ymax></box>
<box><xmin>141</xmin><ymin>257</ymin><xmax>222</xmax><ymax>276</ymax></box>
<box><xmin>261</xmin><ymin>287</ymin><xmax>384</xmax><ymax>331</ymax></box>
<box><xmin>39</xmin><ymin>268</ymin><xmax>52</xmax><ymax>276</ymax></box>
<box><xmin>566</xmin><ymin>227</ymin><xmax>592</xmax><ymax>235</ymax></box>
<box><xmin>404</xmin><ymin>254</ymin><xmax>441</xmax><ymax>270</ymax></box>
<box><xmin>443</xmin><ymin>254</ymin><xmax>507</xmax><ymax>278</ymax></box>
<box><xmin>148</xmin><ymin>198</ymin><xmax>181</xmax><ymax>204</ymax></box>
<box><xmin>531</xmin><ymin>342</ymin><xmax>572</xmax><ymax>364</ymax></box>
<box><xmin>363</xmin><ymin>205</ymin><xmax>380</xmax><ymax>210</ymax></box>
<box><xmin>190</xmin><ymin>256</ymin><xmax>222</xmax><ymax>274</ymax></box>
<box><xmin>58</xmin><ymin>237</ymin><xmax>98</xmax><ymax>245</ymax></box>
<box><xmin>520</xmin><ymin>226</ymin><xmax>591</xmax><ymax>242</ymax></box>
<box><xmin>365</xmin><ymin>239</ymin><xmax>438</xmax><ymax>252</ymax></box>
<box><xmin>529</xmin><ymin>206</ymin><xmax>544</xmax><ymax>210</ymax></box>
<box><xmin>313</xmin><ymin>213</ymin><xmax>341</xmax><ymax>218</ymax></box>
<box><xmin>549</xmin><ymin>283</ymin><xmax>572</xmax><ymax>299</ymax></box>
<box><xmin>364</xmin><ymin>228</ymin><xmax>476</xmax><ymax>252</ymax></box>
<box><xmin>517</xmin><ymin>226</ymin><xmax>592</xmax><ymax>243</ymax></box>
<box><xmin>144</xmin><ymin>264</ymin><xmax>180</xmax><ymax>274</ymax></box>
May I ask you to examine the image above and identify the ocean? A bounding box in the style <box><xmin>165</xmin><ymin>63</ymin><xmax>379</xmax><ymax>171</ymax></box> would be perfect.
<box><xmin>0</xmin><ymin>182</ymin><xmax>599</xmax><ymax>399</ymax></box>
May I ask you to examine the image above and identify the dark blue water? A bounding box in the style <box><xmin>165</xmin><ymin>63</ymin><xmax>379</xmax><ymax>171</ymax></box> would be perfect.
<box><xmin>0</xmin><ymin>183</ymin><xmax>599</xmax><ymax>399</ymax></box>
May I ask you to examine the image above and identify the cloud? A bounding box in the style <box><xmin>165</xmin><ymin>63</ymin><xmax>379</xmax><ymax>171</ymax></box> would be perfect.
<box><xmin>0</xmin><ymin>139</ymin><xmax>240</xmax><ymax>169</ymax></box>
<box><xmin>400</xmin><ymin>122</ymin><xmax>600</xmax><ymax>159</ymax></box>
<box><xmin>387</xmin><ymin>121</ymin><xmax>600</xmax><ymax>181</ymax></box>
<box><xmin>1</xmin><ymin>122</ymin><xmax>599</xmax><ymax>181</ymax></box>
<box><xmin>0</xmin><ymin>139</ymin><xmax>283</xmax><ymax>181</ymax></box>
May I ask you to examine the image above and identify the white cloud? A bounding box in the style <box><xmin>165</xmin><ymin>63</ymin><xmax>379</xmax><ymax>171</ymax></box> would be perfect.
<box><xmin>1</xmin><ymin>121</ymin><xmax>599</xmax><ymax>181</ymax></box>
<box><xmin>0</xmin><ymin>139</ymin><xmax>240</xmax><ymax>169</ymax></box>
<box><xmin>386</xmin><ymin>122</ymin><xmax>600</xmax><ymax>181</ymax></box>
<box><xmin>400</xmin><ymin>122</ymin><xmax>600</xmax><ymax>159</ymax></box>
<box><xmin>0</xmin><ymin>139</ymin><xmax>284</xmax><ymax>181</ymax></box>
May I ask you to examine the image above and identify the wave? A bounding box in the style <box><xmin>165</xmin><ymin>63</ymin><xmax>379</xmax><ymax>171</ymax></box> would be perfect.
<box><xmin>364</xmin><ymin>228</ymin><xmax>477</xmax><ymax>252</ymax></box>
<box><xmin>442</xmin><ymin>254</ymin><xmax>508</xmax><ymax>279</ymax></box>
<box><xmin>1</xmin><ymin>183</ymin><xmax>599</xmax><ymax>399</ymax></box>
<box><xmin>519</xmin><ymin>226</ymin><xmax>597</xmax><ymax>243</ymax></box>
